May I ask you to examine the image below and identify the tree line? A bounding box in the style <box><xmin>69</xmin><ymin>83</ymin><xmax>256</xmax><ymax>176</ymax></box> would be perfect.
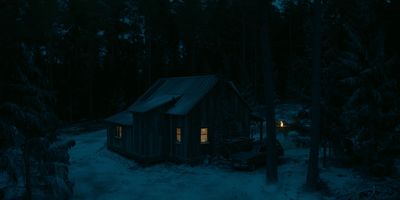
<box><xmin>1</xmin><ymin>0</ymin><xmax>399</xmax><ymax>198</ymax></box>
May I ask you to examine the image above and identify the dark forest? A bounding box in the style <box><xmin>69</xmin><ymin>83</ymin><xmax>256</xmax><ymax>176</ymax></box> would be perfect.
<box><xmin>1</xmin><ymin>0</ymin><xmax>399</xmax><ymax>199</ymax></box>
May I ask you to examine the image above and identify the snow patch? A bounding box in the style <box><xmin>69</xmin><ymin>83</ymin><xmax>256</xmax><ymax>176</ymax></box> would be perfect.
<box><xmin>66</xmin><ymin>129</ymin><xmax>364</xmax><ymax>200</ymax></box>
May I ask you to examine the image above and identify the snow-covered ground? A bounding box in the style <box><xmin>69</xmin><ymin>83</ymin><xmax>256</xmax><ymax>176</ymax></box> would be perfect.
<box><xmin>65</xmin><ymin>129</ymin><xmax>363</xmax><ymax>200</ymax></box>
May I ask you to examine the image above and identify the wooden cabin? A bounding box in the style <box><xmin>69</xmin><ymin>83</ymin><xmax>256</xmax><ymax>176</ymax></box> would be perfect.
<box><xmin>105</xmin><ymin>75</ymin><xmax>251</xmax><ymax>164</ymax></box>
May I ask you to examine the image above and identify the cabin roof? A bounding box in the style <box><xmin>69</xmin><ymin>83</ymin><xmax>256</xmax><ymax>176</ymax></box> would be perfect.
<box><xmin>128</xmin><ymin>75</ymin><xmax>219</xmax><ymax>115</ymax></box>
<box><xmin>130</xmin><ymin>94</ymin><xmax>181</xmax><ymax>113</ymax></box>
<box><xmin>104</xmin><ymin>110</ymin><xmax>133</xmax><ymax>125</ymax></box>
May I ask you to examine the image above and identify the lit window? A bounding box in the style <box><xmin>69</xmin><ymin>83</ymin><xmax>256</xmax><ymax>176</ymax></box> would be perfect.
<box><xmin>115</xmin><ymin>126</ymin><xmax>123</xmax><ymax>139</ymax></box>
<box><xmin>176</xmin><ymin>128</ymin><xmax>182</xmax><ymax>143</ymax></box>
<box><xmin>200</xmin><ymin>128</ymin><xmax>208</xmax><ymax>144</ymax></box>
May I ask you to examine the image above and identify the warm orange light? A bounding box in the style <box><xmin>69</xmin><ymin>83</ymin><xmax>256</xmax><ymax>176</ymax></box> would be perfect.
<box><xmin>280</xmin><ymin>121</ymin><xmax>284</xmax><ymax>128</ymax></box>
<box><xmin>176</xmin><ymin>128</ymin><xmax>182</xmax><ymax>143</ymax></box>
<box><xmin>200</xmin><ymin>128</ymin><xmax>208</xmax><ymax>144</ymax></box>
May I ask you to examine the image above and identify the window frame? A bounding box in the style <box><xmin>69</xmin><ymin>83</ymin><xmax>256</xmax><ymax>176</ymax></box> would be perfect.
<box><xmin>200</xmin><ymin>127</ymin><xmax>209</xmax><ymax>144</ymax></box>
<box><xmin>176</xmin><ymin>127</ymin><xmax>182</xmax><ymax>144</ymax></box>
<box><xmin>115</xmin><ymin>126</ymin><xmax>123</xmax><ymax>139</ymax></box>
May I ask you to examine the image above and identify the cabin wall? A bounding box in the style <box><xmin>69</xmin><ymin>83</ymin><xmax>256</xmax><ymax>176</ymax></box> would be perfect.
<box><xmin>181</xmin><ymin>91</ymin><xmax>216</xmax><ymax>163</ymax></box>
<box><xmin>107</xmin><ymin>81</ymin><xmax>250</xmax><ymax>164</ymax></box>
<box><xmin>176</xmin><ymin>82</ymin><xmax>250</xmax><ymax>163</ymax></box>
<box><xmin>132</xmin><ymin>108</ymin><xmax>170</xmax><ymax>163</ymax></box>
<box><xmin>212</xmin><ymin>82</ymin><xmax>250</xmax><ymax>139</ymax></box>
<box><xmin>169</xmin><ymin>84</ymin><xmax>250</xmax><ymax>163</ymax></box>
<box><xmin>168</xmin><ymin>115</ymin><xmax>187</xmax><ymax>162</ymax></box>
<box><xmin>144</xmin><ymin>110</ymin><xmax>168</xmax><ymax>160</ymax></box>
<box><xmin>107</xmin><ymin>124</ymin><xmax>133</xmax><ymax>156</ymax></box>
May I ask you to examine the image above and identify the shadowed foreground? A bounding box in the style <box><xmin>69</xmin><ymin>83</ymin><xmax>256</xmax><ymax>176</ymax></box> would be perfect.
<box><xmin>66</xmin><ymin>129</ymin><xmax>362</xmax><ymax>200</ymax></box>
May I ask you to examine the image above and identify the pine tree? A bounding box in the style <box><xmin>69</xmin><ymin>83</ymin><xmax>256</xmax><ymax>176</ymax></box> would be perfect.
<box><xmin>0</xmin><ymin>1</ymin><xmax>74</xmax><ymax>198</ymax></box>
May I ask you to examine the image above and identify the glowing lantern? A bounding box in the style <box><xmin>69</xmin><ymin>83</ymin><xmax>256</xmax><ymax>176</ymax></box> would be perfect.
<box><xmin>276</xmin><ymin>120</ymin><xmax>288</xmax><ymax>132</ymax></box>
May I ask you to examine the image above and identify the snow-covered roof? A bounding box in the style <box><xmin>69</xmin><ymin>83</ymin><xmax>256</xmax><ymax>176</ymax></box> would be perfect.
<box><xmin>104</xmin><ymin>111</ymin><xmax>133</xmax><ymax>125</ymax></box>
<box><xmin>128</xmin><ymin>75</ymin><xmax>219</xmax><ymax>115</ymax></box>
<box><xmin>130</xmin><ymin>94</ymin><xmax>181</xmax><ymax>113</ymax></box>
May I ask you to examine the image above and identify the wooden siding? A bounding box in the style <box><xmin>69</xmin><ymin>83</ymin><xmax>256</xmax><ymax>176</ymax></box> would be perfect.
<box><xmin>107</xmin><ymin>124</ymin><xmax>133</xmax><ymax>156</ymax></box>
<box><xmin>107</xmin><ymin>79</ymin><xmax>250</xmax><ymax>164</ymax></box>
<box><xmin>131</xmin><ymin>106</ymin><xmax>171</xmax><ymax>163</ymax></box>
<box><xmin>172</xmin><ymin>81</ymin><xmax>250</xmax><ymax>163</ymax></box>
<box><xmin>169</xmin><ymin>116</ymin><xmax>186</xmax><ymax>161</ymax></box>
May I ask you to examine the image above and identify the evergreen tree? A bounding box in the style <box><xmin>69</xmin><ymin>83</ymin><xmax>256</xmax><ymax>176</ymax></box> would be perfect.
<box><xmin>0</xmin><ymin>1</ymin><xmax>74</xmax><ymax>198</ymax></box>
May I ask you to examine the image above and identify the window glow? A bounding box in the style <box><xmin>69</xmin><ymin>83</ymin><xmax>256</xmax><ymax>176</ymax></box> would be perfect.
<box><xmin>176</xmin><ymin>128</ymin><xmax>182</xmax><ymax>143</ymax></box>
<box><xmin>200</xmin><ymin>128</ymin><xmax>208</xmax><ymax>144</ymax></box>
<box><xmin>115</xmin><ymin>126</ymin><xmax>123</xmax><ymax>139</ymax></box>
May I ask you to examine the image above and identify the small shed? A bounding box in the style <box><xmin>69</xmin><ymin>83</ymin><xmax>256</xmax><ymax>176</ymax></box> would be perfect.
<box><xmin>105</xmin><ymin>75</ymin><xmax>252</xmax><ymax>164</ymax></box>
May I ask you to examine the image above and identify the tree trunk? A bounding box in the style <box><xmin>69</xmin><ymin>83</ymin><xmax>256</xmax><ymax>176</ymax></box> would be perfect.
<box><xmin>240</xmin><ymin>12</ymin><xmax>249</xmax><ymax>85</ymax></box>
<box><xmin>148</xmin><ymin>30</ymin><xmax>152</xmax><ymax>88</ymax></box>
<box><xmin>306</xmin><ymin>0</ymin><xmax>322</xmax><ymax>190</ymax></box>
<box><xmin>323</xmin><ymin>140</ymin><xmax>327</xmax><ymax>168</ymax></box>
<box><xmin>23</xmin><ymin>141</ymin><xmax>32</xmax><ymax>200</ymax></box>
<box><xmin>191</xmin><ymin>44</ymin><xmax>196</xmax><ymax>74</ymax></box>
<box><xmin>260</xmin><ymin>121</ymin><xmax>263</xmax><ymax>144</ymax></box>
<box><xmin>89</xmin><ymin>63</ymin><xmax>94</xmax><ymax>118</ymax></box>
<box><xmin>190</xmin><ymin>31</ymin><xmax>196</xmax><ymax>74</ymax></box>
<box><xmin>260</xmin><ymin>0</ymin><xmax>278</xmax><ymax>183</ymax></box>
